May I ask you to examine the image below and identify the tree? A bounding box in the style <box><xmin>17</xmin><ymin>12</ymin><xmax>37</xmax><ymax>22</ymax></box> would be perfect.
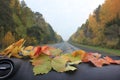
<box><xmin>70</xmin><ymin>0</ymin><xmax>120</xmax><ymax>49</ymax></box>
<box><xmin>21</xmin><ymin>0</ymin><xmax>27</xmax><ymax>8</ymax></box>
<box><xmin>2</xmin><ymin>31</ymin><xmax>15</xmax><ymax>48</ymax></box>
<box><xmin>0</xmin><ymin>0</ymin><xmax>63</xmax><ymax>46</ymax></box>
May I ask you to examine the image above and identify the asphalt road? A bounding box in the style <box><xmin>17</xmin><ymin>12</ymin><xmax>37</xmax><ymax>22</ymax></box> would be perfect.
<box><xmin>50</xmin><ymin>42</ymin><xmax>79</xmax><ymax>53</ymax></box>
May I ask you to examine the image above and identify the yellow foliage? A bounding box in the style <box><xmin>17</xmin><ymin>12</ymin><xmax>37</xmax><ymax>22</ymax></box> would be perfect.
<box><xmin>92</xmin><ymin>38</ymin><xmax>101</xmax><ymax>46</ymax></box>
<box><xmin>72</xmin><ymin>50</ymin><xmax>86</xmax><ymax>59</ymax></box>
<box><xmin>88</xmin><ymin>14</ymin><xmax>98</xmax><ymax>34</ymax></box>
<box><xmin>106</xmin><ymin>39</ymin><xmax>119</xmax><ymax>48</ymax></box>
<box><xmin>1</xmin><ymin>39</ymin><xmax>25</xmax><ymax>58</ymax></box>
<box><xmin>2</xmin><ymin>31</ymin><xmax>15</xmax><ymax>47</ymax></box>
<box><xmin>100</xmin><ymin>0</ymin><xmax>120</xmax><ymax>24</ymax></box>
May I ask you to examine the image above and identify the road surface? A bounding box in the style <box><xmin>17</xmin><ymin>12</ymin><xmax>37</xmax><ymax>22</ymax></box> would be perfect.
<box><xmin>50</xmin><ymin>42</ymin><xmax>79</xmax><ymax>53</ymax></box>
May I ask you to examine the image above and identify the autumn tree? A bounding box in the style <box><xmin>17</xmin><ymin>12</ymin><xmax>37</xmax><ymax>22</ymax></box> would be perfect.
<box><xmin>2</xmin><ymin>31</ymin><xmax>15</xmax><ymax>48</ymax></box>
<box><xmin>70</xmin><ymin>0</ymin><xmax>120</xmax><ymax>49</ymax></box>
<box><xmin>0</xmin><ymin>0</ymin><xmax>63</xmax><ymax>46</ymax></box>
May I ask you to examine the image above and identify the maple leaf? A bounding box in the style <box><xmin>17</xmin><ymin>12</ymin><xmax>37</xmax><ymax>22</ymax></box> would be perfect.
<box><xmin>104</xmin><ymin>56</ymin><xmax>120</xmax><ymax>64</ymax></box>
<box><xmin>31</xmin><ymin>54</ymin><xmax>51</xmax><ymax>65</ymax></box>
<box><xmin>30</xmin><ymin>45</ymin><xmax>54</xmax><ymax>58</ymax></box>
<box><xmin>51</xmin><ymin>56</ymin><xmax>67</xmax><ymax>72</ymax></box>
<box><xmin>41</xmin><ymin>45</ymin><xmax>55</xmax><ymax>56</ymax></box>
<box><xmin>72</xmin><ymin>50</ymin><xmax>86</xmax><ymax>60</ymax></box>
<box><xmin>33</xmin><ymin>61</ymin><xmax>51</xmax><ymax>75</ymax></box>
<box><xmin>32</xmin><ymin>54</ymin><xmax>52</xmax><ymax>75</ymax></box>
<box><xmin>50</xmin><ymin>48</ymin><xmax>62</xmax><ymax>57</ymax></box>
<box><xmin>61</xmin><ymin>53</ymin><xmax>81</xmax><ymax>62</ymax></box>
<box><xmin>114</xmin><ymin>60</ymin><xmax>120</xmax><ymax>64</ymax></box>
<box><xmin>20</xmin><ymin>46</ymin><xmax>37</xmax><ymax>58</ymax></box>
<box><xmin>82</xmin><ymin>53</ymin><xmax>120</xmax><ymax>67</ymax></box>
<box><xmin>34</xmin><ymin>46</ymin><xmax>42</xmax><ymax>56</ymax></box>
<box><xmin>103</xmin><ymin>56</ymin><xmax>115</xmax><ymax>63</ymax></box>
<box><xmin>51</xmin><ymin>56</ymin><xmax>80</xmax><ymax>72</ymax></box>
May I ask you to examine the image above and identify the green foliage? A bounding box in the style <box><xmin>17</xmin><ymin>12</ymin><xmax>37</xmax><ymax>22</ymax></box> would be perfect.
<box><xmin>61</xmin><ymin>53</ymin><xmax>81</xmax><ymax>62</ymax></box>
<box><xmin>31</xmin><ymin>49</ymin><xmax>81</xmax><ymax>75</ymax></box>
<box><xmin>32</xmin><ymin>54</ymin><xmax>52</xmax><ymax>75</ymax></box>
<box><xmin>50</xmin><ymin>48</ymin><xmax>62</xmax><ymax>56</ymax></box>
<box><xmin>51</xmin><ymin>56</ymin><xmax>68</xmax><ymax>72</ymax></box>
<box><xmin>33</xmin><ymin>61</ymin><xmax>51</xmax><ymax>75</ymax></box>
<box><xmin>0</xmin><ymin>0</ymin><xmax>63</xmax><ymax>48</ymax></box>
<box><xmin>51</xmin><ymin>56</ymin><xmax>78</xmax><ymax>72</ymax></box>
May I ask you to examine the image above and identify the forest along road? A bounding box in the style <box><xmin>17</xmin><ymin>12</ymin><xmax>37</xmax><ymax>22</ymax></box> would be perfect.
<box><xmin>50</xmin><ymin>42</ymin><xmax>117</xmax><ymax>56</ymax></box>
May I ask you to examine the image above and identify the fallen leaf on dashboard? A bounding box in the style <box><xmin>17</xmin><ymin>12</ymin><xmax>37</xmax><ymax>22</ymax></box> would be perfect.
<box><xmin>51</xmin><ymin>56</ymin><xmax>80</xmax><ymax>72</ymax></box>
<box><xmin>0</xmin><ymin>39</ymin><xmax>25</xmax><ymax>58</ymax></box>
<box><xmin>31</xmin><ymin>54</ymin><xmax>52</xmax><ymax>75</ymax></box>
<box><xmin>72</xmin><ymin>50</ymin><xmax>86</xmax><ymax>60</ymax></box>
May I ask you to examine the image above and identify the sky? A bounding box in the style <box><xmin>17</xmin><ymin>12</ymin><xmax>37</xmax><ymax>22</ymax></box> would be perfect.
<box><xmin>20</xmin><ymin>0</ymin><xmax>105</xmax><ymax>40</ymax></box>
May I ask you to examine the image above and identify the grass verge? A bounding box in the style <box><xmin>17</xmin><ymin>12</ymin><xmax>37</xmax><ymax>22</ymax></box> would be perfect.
<box><xmin>70</xmin><ymin>42</ymin><xmax>120</xmax><ymax>56</ymax></box>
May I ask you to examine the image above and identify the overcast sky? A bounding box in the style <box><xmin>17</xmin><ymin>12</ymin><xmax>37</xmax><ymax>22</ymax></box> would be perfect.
<box><xmin>21</xmin><ymin>0</ymin><xmax>105</xmax><ymax>40</ymax></box>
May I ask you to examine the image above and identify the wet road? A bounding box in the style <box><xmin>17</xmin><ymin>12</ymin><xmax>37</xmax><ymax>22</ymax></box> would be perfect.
<box><xmin>50</xmin><ymin>42</ymin><xmax>79</xmax><ymax>53</ymax></box>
